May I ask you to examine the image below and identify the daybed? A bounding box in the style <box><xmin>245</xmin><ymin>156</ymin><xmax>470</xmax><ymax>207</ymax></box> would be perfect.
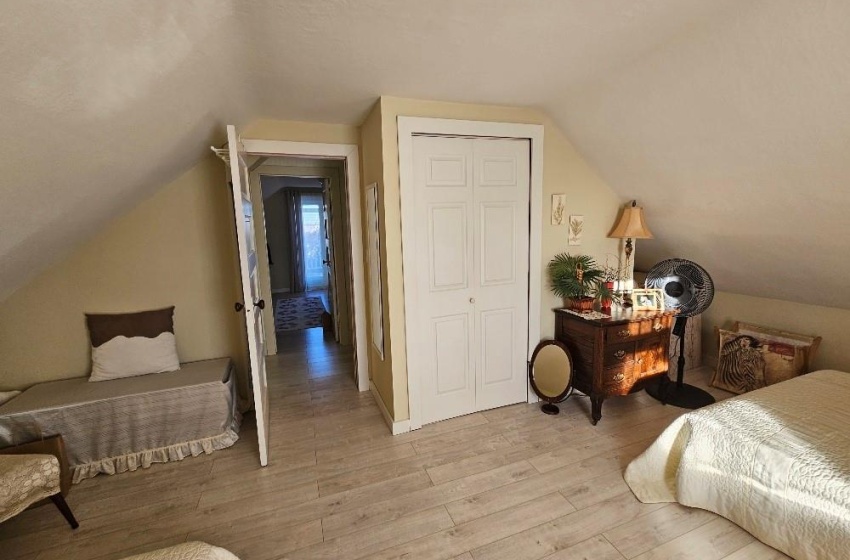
<box><xmin>625</xmin><ymin>370</ymin><xmax>850</xmax><ymax>560</ymax></box>
<box><xmin>0</xmin><ymin>358</ymin><xmax>240</xmax><ymax>483</ymax></box>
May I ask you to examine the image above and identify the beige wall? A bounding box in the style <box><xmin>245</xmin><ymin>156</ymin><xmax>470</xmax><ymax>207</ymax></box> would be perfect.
<box><xmin>359</xmin><ymin>101</ymin><xmax>396</xmax><ymax>414</ymax></box>
<box><xmin>0</xmin><ymin>119</ymin><xmax>361</xmax><ymax>396</ymax></box>
<box><xmin>0</xmin><ymin>156</ymin><xmax>246</xmax><ymax>392</ymax></box>
<box><xmin>243</xmin><ymin>119</ymin><xmax>360</xmax><ymax>145</ymax></box>
<box><xmin>373</xmin><ymin>96</ymin><xmax>624</xmax><ymax>421</ymax></box>
<box><xmin>702</xmin><ymin>291</ymin><xmax>850</xmax><ymax>372</ymax></box>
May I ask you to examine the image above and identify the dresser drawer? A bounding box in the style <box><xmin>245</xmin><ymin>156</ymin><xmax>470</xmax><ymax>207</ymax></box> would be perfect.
<box><xmin>604</xmin><ymin>315</ymin><xmax>672</xmax><ymax>342</ymax></box>
<box><xmin>636</xmin><ymin>338</ymin><xmax>669</xmax><ymax>376</ymax></box>
<box><xmin>603</xmin><ymin>342</ymin><xmax>636</xmax><ymax>366</ymax></box>
<box><xmin>602</xmin><ymin>362</ymin><xmax>636</xmax><ymax>392</ymax></box>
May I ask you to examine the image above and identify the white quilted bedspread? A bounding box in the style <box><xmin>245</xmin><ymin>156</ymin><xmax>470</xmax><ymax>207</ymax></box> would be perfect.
<box><xmin>120</xmin><ymin>542</ymin><xmax>240</xmax><ymax>560</ymax></box>
<box><xmin>625</xmin><ymin>370</ymin><xmax>850</xmax><ymax>560</ymax></box>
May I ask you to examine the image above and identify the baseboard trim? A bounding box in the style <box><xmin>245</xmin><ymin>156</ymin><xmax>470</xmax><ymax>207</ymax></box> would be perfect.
<box><xmin>370</xmin><ymin>381</ymin><xmax>411</xmax><ymax>435</ymax></box>
<box><xmin>271</xmin><ymin>288</ymin><xmax>291</xmax><ymax>294</ymax></box>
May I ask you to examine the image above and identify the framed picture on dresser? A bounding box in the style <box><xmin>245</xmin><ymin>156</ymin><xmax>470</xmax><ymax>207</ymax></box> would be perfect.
<box><xmin>632</xmin><ymin>288</ymin><xmax>664</xmax><ymax>311</ymax></box>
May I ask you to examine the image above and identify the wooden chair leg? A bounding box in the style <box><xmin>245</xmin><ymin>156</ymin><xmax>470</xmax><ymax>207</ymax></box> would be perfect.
<box><xmin>50</xmin><ymin>494</ymin><xmax>79</xmax><ymax>529</ymax></box>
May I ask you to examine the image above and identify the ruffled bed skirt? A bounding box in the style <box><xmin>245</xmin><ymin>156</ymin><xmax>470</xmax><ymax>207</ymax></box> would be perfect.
<box><xmin>71</xmin><ymin>413</ymin><xmax>241</xmax><ymax>484</ymax></box>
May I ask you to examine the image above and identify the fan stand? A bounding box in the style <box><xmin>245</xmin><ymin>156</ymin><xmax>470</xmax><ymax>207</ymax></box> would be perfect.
<box><xmin>646</xmin><ymin>316</ymin><xmax>716</xmax><ymax>409</ymax></box>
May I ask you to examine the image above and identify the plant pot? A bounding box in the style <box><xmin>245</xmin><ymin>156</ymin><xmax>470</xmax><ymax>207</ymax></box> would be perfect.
<box><xmin>600</xmin><ymin>281</ymin><xmax>615</xmax><ymax>310</ymax></box>
<box><xmin>567</xmin><ymin>296</ymin><xmax>595</xmax><ymax>312</ymax></box>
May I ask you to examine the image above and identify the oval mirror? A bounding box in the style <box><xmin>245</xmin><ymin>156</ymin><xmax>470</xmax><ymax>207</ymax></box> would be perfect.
<box><xmin>529</xmin><ymin>340</ymin><xmax>574</xmax><ymax>415</ymax></box>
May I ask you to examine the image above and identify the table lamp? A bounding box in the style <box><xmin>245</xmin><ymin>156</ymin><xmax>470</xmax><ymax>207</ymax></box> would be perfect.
<box><xmin>608</xmin><ymin>200</ymin><xmax>654</xmax><ymax>305</ymax></box>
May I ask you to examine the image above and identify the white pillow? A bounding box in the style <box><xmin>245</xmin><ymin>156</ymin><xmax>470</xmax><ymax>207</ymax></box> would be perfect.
<box><xmin>0</xmin><ymin>391</ymin><xmax>21</xmax><ymax>406</ymax></box>
<box><xmin>86</xmin><ymin>307</ymin><xmax>180</xmax><ymax>382</ymax></box>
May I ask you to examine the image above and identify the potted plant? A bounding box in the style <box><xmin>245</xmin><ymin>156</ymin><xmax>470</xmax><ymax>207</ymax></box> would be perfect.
<box><xmin>547</xmin><ymin>253</ymin><xmax>604</xmax><ymax>312</ymax></box>
<box><xmin>594</xmin><ymin>279</ymin><xmax>618</xmax><ymax>311</ymax></box>
<box><xmin>599</xmin><ymin>257</ymin><xmax>621</xmax><ymax>310</ymax></box>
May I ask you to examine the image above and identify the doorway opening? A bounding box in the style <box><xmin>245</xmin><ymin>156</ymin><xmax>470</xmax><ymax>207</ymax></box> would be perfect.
<box><xmin>250</xmin><ymin>158</ymin><xmax>354</xmax><ymax>357</ymax></box>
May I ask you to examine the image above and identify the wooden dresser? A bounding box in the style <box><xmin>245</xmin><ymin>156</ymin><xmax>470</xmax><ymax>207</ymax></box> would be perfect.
<box><xmin>554</xmin><ymin>307</ymin><xmax>678</xmax><ymax>424</ymax></box>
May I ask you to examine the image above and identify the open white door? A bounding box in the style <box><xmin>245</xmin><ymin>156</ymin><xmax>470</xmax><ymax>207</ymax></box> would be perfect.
<box><xmin>225</xmin><ymin>125</ymin><xmax>270</xmax><ymax>466</ymax></box>
<box><xmin>323</xmin><ymin>181</ymin><xmax>340</xmax><ymax>341</ymax></box>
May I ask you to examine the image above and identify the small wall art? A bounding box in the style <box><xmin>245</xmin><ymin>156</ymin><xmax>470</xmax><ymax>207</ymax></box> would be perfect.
<box><xmin>568</xmin><ymin>215</ymin><xmax>584</xmax><ymax>245</ymax></box>
<box><xmin>551</xmin><ymin>194</ymin><xmax>566</xmax><ymax>225</ymax></box>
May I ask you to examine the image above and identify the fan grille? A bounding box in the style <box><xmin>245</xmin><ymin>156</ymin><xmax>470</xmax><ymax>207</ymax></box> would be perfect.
<box><xmin>645</xmin><ymin>258</ymin><xmax>714</xmax><ymax>317</ymax></box>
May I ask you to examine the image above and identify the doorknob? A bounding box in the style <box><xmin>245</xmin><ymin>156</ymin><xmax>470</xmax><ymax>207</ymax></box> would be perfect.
<box><xmin>234</xmin><ymin>302</ymin><xmax>244</xmax><ymax>312</ymax></box>
<box><xmin>254</xmin><ymin>299</ymin><xmax>265</xmax><ymax>310</ymax></box>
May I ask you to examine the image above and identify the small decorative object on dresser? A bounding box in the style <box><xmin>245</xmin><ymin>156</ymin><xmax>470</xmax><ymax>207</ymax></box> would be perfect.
<box><xmin>555</xmin><ymin>307</ymin><xmax>677</xmax><ymax>424</ymax></box>
<box><xmin>547</xmin><ymin>253</ymin><xmax>605</xmax><ymax>312</ymax></box>
<box><xmin>631</xmin><ymin>288</ymin><xmax>664</xmax><ymax>311</ymax></box>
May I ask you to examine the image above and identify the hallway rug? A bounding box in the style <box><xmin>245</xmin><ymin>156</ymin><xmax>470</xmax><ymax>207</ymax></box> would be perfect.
<box><xmin>274</xmin><ymin>296</ymin><xmax>325</xmax><ymax>331</ymax></box>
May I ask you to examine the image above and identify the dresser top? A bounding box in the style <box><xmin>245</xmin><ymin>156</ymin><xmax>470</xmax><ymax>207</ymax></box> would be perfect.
<box><xmin>554</xmin><ymin>306</ymin><xmax>679</xmax><ymax>326</ymax></box>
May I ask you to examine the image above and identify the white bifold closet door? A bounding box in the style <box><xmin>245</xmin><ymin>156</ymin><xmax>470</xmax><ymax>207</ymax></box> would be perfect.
<box><xmin>412</xmin><ymin>136</ymin><xmax>530</xmax><ymax>426</ymax></box>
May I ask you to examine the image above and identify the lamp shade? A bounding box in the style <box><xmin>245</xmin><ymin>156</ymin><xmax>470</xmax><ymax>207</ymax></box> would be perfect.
<box><xmin>608</xmin><ymin>204</ymin><xmax>654</xmax><ymax>239</ymax></box>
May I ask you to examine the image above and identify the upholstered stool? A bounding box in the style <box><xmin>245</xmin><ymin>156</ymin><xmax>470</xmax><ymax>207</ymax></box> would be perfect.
<box><xmin>0</xmin><ymin>435</ymin><xmax>78</xmax><ymax>528</ymax></box>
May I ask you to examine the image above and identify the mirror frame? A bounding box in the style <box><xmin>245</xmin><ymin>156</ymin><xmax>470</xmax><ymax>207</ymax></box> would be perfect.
<box><xmin>528</xmin><ymin>340</ymin><xmax>574</xmax><ymax>409</ymax></box>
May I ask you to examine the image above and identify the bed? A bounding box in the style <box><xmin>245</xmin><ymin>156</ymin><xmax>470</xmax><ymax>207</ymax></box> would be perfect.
<box><xmin>0</xmin><ymin>358</ymin><xmax>240</xmax><ymax>483</ymax></box>
<box><xmin>121</xmin><ymin>542</ymin><xmax>240</xmax><ymax>560</ymax></box>
<box><xmin>625</xmin><ymin>370</ymin><xmax>850</xmax><ymax>560</ymax></box>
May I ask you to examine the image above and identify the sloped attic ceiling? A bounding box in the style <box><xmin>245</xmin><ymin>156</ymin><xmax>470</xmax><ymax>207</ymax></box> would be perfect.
<box><xmin>2</xmin><ymin>1</ymin><xmax>848</xmax><ymax>308</ymax></box>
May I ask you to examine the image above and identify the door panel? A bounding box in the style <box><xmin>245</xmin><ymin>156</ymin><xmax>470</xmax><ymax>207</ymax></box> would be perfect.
<box><xmin>428</xmin><ymin>203</ymin><xmax>468</xmax><ymax>290</ymax></box>
<box><xmin>473</xmin><ymin>138</ymin><xmax>530</xmax><ymax>412</ymax></box>
<box><xmin>479</xmin><ymin>308</ymin><xmax>515</xmax><ymax>385</ymax></box>
<box><xmin>322</xmin><ymin>184</ymin><xmax>339</xmax><ymax>341</ymax></box>
<box><xmin>479</xmin><ymin>156</ymin><xmax>517</xmax><ymax>186</ymax></box>
<box><xmin>427</xmin><ymin>155</ymin><xmax>467</xmax><ymax>186</ymax></box>
<box><xmin>414</xmin><ymin>137</ymin><xmax>476</xmax><ymax>425</ymax></box>
<box><xmin>434</xmin><ymin>314</ymin><xmax>471</xmax><ymax>394</ymax></box>
<box><xmin>480</xmin><ymin>202</ymin><xmax>517</xmax><ymax>286</ymax></box>
<box><xmin>225</xmin><ymin>125</ymin><xmax>270</xmax><ymax>466</ymax></box>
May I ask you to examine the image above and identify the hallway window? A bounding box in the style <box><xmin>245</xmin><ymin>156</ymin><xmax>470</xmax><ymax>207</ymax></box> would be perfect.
<box><xmin>300</xmin><ymin>193</ymin><xmax>328</xmax><ymax>290</ymax></box>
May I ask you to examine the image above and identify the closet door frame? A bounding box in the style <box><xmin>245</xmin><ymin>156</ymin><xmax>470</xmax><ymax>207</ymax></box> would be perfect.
<box><xmin>398</xmin><ymin>117</ymin><xmax>544</xmax><ymax>431</ymax></box>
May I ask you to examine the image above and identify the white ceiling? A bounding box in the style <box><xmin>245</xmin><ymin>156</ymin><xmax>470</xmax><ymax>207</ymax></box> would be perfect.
<box><xmin>2</xmin><ymin>0</ymin><xmax>848</xmax><ymax>308</ymax></box>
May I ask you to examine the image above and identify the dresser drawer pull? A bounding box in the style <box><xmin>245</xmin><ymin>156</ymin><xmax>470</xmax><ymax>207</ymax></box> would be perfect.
<box><xmin>612</xmin><ymin>373</ymin><xmax>625</xmax><ymax>382</ymax></box>
<box><xmin>617</xmin><ymin>330</ymin><xmax>631</xmax><ymax>338</ymax></box>
<box><xmin>653</xmin><ymin>322</ymin><xmax>664</xmax><ymax>332</ymax></box>
<box><xmin>613</xmin><ymin>350</ymin><xmax>626</xmax><ymax>360</ymax></box>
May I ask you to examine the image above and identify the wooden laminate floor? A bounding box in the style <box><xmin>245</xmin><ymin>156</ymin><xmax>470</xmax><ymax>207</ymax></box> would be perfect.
<box><xmin>1</xmin><ymin>329</ymin><xmax>790</xmax><ymax>560</ymax></box>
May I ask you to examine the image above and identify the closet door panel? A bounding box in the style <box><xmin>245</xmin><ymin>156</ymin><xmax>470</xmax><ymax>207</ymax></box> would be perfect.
<box><xmin>413</xmin><ymin>136</ymin><xmax>477</xmax><ymax>425</ymax></box>
<box><xmin>473</xmin><ymin>138</ymin><xmax>531</xmax><ymax>412</ymax></box>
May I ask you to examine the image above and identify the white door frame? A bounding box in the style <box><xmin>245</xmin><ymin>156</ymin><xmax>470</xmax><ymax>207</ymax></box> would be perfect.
<box><xmin>398</xmin><ymin>117</ymin><xmax>544</xmax><ymax>431</ymax></box>
<box><xmin>242</xmin><ymin>139</ymin><xmax>369</xmax><ymax>392</ymax></box>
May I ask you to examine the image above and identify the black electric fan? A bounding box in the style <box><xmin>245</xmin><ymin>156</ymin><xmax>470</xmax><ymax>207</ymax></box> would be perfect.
<box><xmin>644</xmin><ymin>258</ymin><xmax>716</xmax><ymax>409</ymax></box>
